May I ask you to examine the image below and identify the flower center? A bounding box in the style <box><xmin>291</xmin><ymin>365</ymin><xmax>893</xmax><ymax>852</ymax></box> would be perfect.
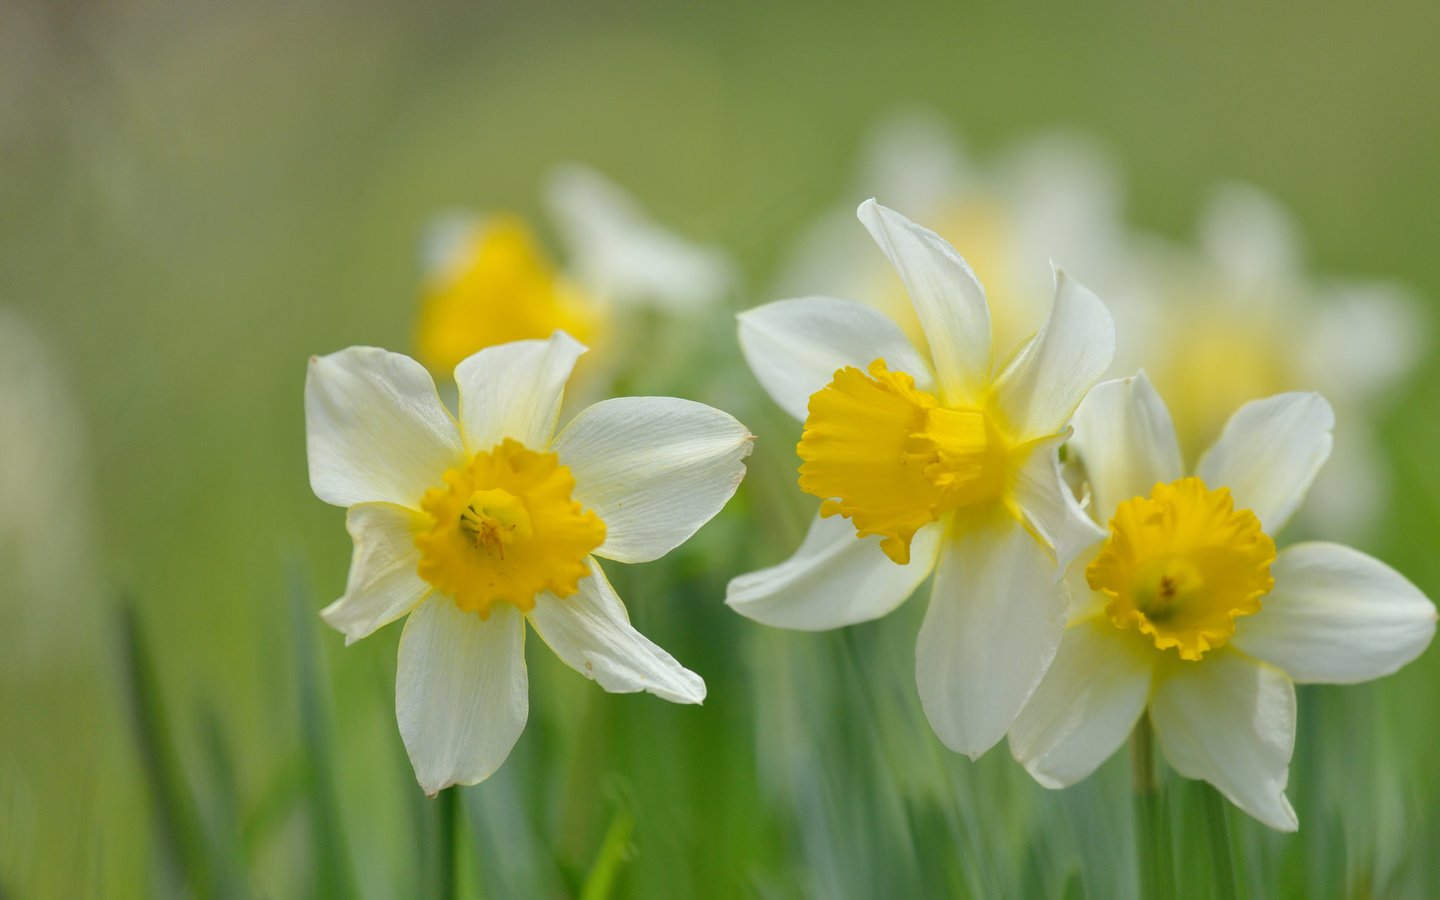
<box><xmin>415</xmin><ymin>439</ymin><xmax>606</xmax><ymax>617</ymax></box>
<box><xmin>797</xmin><ymin>358</ymin><xmax>1011</xmax><ymax>565</ymax></box>
<box><xmin>457</xmin><ymin>489</ymin><xmax>533</xmax><ymax>557</ymax></box>
<box><xmin>1087</xmin><ymin>477</ymin><xmax>1276</xmax><ymax>661</ymax></box>
<box><xmin>414</xmin><ymin>215</ymin><xmax>599</xmax><ymax>375</ymax></box>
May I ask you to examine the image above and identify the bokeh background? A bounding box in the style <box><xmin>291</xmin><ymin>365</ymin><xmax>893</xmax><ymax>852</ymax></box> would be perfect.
<box><xmin>5</xmin><ymin>1</ymin><xmax>1440</xmax><ymax>897</ymax></box>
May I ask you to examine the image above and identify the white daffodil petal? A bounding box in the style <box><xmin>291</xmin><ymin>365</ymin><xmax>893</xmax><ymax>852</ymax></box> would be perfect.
<box><xmin>916</xmin><ymin>518</ymin><xmax>1069</xmax><ymax>759</ymax></box>
<box><xmin>1196</xmin><ymin>392</ymin><xmax>1334</xmax><ymax>535</ymax></box>
<box><xmin>1150</xmin><ymin>651</ymin><xmax>1298</xmax><ymax>832</ymax></box>
<box><xmin>455</xmin><ymin>331</ymin><xmax>586</xmax><ymax>453</ymax></box>
<box><xmin>856</xmin><ymin>199</ymin><xmax>992</xmax><ymax>403</ymax></box>
<box><xmin>1012</xmin><ymin>440</ymin><xmax>1107</xmax><ymax>574</ymax></box>
<box><xmin>396</xmin><ymin>598</ymin><xmax>528</xmax><ymax>795</ymax></box>
<box><xmin>993</xmin><ymin>270</ymin><xmax>1115</xmax><ymax>440</ymax></box>
<box><xmin>1233</xmin><ymin>542</ymin><xmax>1437</xmax><ymax>684</ymax></box>
<box><xmin>553</xmin><ymin>397</ymin><xmax>752</xmax><ymax>564</ymax></box>
<box><xmin>1065</xmin><ymin>545</ymin><xmax>1109</xmax><ymax>623</ymax></box>
<box><xmin>528</xmin><ymin>561</ymin><xmax>705</xmax><ymax>704</ymax></box>
<box><xmin>1069</xmin><ymin>372</ymin><xmax>1184</xmax><ymax>517</ymax></box>
<box><xmin>543</xmin><ymin>163</ymin><xmax>734</xmax><ymax>312</ymax></box>
<box><xmin>726</xmin><ymin>514</ymin><xmax>941</xmax><ymax>630</ymax></box>
<box><xmin>320</xmin><ymin>503</ymin><xmax>431</xmax><ymax>645</ymax></box>
<box><xmin>1302</xmin><ymin>281</ymin><xmax>1426</xmax><ymax>401</ymax></box>
<box><xmin>737</xmin><ymin>297</ymin><xmax>934</xmax><ymax>421</ymax></box>
<box><xmin>306</xmin><ymin>347</ymin><xmax>463</xmax><ymax>508</ymax></box>
<box><xmin>1199</xmin><ymin>183</ymin><xmax>1302</xmax><ymax>294</ymax></box>
<box><xmin>1009</xmin><ymin>619</ymin><xmax>1153</xmax><ymax>788</ymax></box>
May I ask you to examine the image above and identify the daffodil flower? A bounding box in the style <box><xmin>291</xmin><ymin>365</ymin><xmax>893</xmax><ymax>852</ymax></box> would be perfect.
<box><xmin>1112</xmin><ymin>183</ymin><xmax>1425</xmax><ymax>535</ymax></box>
<box><xmin>415</xmin><ymin>165</ymin><xmax>734</xmax><ymax>380</ymax></box>
<box><xmin>1008</xmin><ymin>372</ymin><xmax>1437</xmax><ymax>830</ymax></box>
<box><xmin>305</xmin><ymin>331</ymin><xmax>753</xmax><ymax>794</ymax></box>
<box><xmin>728</xmin><ymin>199</ymin><xmax>1116</xmax><ymax>758</ymax></box>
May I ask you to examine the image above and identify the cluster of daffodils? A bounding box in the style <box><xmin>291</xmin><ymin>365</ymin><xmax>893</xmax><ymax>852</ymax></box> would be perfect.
<box><xmin>306</xmin><ymin>333</ymin><xmax>751</xmax><ymax>792</ymax></box>
<box><xmin>306</xmin><ymin>144</ymin><xmax>1434</xmax><ymax>834</ymax></box>
<box><xmin>781</xmin><ymin>113</ymin><xmax>1425</xmax><ymax>536</ymax></box>
<box><xmin>728</xmin><ymin>200</ymin><xmax>1435</xmax><ymax>830</ymax></box>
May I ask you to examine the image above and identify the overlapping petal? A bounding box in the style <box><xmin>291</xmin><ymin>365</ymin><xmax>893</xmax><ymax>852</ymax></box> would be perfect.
<box><xmin>916</xmin><ymin>517</ymin><xmax>1068</xmax><ymax>758</ymax></box>
<box><xmin>1150</xmin><ymin>650</ymin><xmax>1298</xmax><ymax>832</ymax></box>
<box><xmin>553</xmin><ymin>397</ymin><xmax>753</xmax><ymax>564</ymax></box>
<box><xmin>737</xmin><ymin>297</ymin><xmax>933</xmax><ymax>421</ymax></box>
<box><xmin>1233</xmin><ymin>542</ymin><xmax>1437</xmax><ymax>684</ymax></box>
<box><xmin>528</xmin><ymin>561</ymin><xmax>705</xmax><ymax>704</ymax></box>
<box><xmin>1068</xmin><ymin>372</ymin><xmax>1183</xmax><ymax>518</ymax></box>
<box><xmin>306</xmin><ymin>347</ymin><xmax>463</xmax><ymax>508</ymax></box>
<box><xmin>396</xmin><ymin>598</ymin><xmax>529</xmax><ymax>795</ymax></box>
<box><xmin>992</xmin><ymin>269</ymin><xmax>1115</xmax><ymax>440</ymax></box>
<box><xmin>455</xmin><ymin>331</ymin><xmax>586</xmax><ymax>453</ymax></box>
<box><xmin>726</xmin><ymin>514</ymin><xmax>941</xmax><ymax>630</ymax></box>
<box><xmin>857</xmin><ymin>199</ymin><xmax>992</xmax><ymax>404</ymax></box>
<box><xmin>320</xmin><ymin>502</ymin><xmax>431</xmax><ymax>645</ymax></box>
<box><xmin>1010</xmin><ymin>438</ymin><xmax>1107</xmax><ymax>573</ymax></box>
<box><xmin>1195</xmin><ymin>392</ymin><xmax>1334</xmax><ymax>535</ymax></box>
<box><xmin>1009</xmin><ymin>619</ymin><xmax>1153</xmax><ymax>788</ymax></box>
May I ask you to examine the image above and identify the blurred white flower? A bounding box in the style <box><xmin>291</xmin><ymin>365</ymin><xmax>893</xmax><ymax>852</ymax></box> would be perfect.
<box><xmin>0</xmin><ymin>310</ymin><xmax>100</xmax><ymax>675</ymax></box>
<box><xmin>788</xmin><ymin>114</ymin><xmax>1425</xmax><ymax>539</ymax></box>
<box><xmin>1009</xmin><ymin>373</ymin><xmax>1436</xmax><ymax>831</ymax></box>
<box><xmin>414</xmin><ymin>165</ymin><xmax>735</xmax><ymax>382</ymax></box>
<box><xmin>305</xmin><ymin>331</ymin><xmax>752</xmax><ymax>793</ymax></box>
<box><xmin>729</xmin><ymin>200</ymin><xmax>1115</xmax><ymax>758</ymax></box>
<box><xmin>1116</xmin><ymin>184</ymin><xmax>1426</xmax><ymax>536</ymax></box>
<box><xmin>542</xmin><ymin>164</ymin><xmax>736</xmax><ymax>314</ymax></box>
<box><xmin>776</xmin><ymin>111</ymin><xmax>1131</xmax><ymax>361</ymax></box>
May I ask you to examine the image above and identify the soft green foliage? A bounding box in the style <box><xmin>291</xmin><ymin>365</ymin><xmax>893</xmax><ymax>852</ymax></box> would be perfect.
<box><xmin>4</xmin><ymin>1</ymin><xmax>1440</xmax><ymax>896</ymax></box>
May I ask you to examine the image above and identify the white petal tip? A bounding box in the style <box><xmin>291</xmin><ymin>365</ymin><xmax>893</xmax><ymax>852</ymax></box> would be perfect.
<box><xmin>1264</xmin><ymin>799</ymin><xmax>1300</xmax><ymax>832</ymax></box>
<box><xmin>546</xmin><ymin>328</ymin><xmax>589</xmax><ymax>355</ymax></box>
<box><xmin>1018</xmin><ymin>762</ymin><xmax>1068</xmax><ymax>790</ymax></box>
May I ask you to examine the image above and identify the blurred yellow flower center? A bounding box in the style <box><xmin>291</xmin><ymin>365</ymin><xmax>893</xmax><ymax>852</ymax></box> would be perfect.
<box><xmin>1151</xmin><ymin>317</ymin><xmax>1289</xmax><ymax>457</ymax></box>
<box><xmin>1087</xmin><ymin>477</ymin><xmax>1276</xmax><ymax>661</ymax></box>
<box><xmin>797</xmin><ymin>359</ymin><xmax>1010</xmax><ymax>565</ymax></box>
<box><xmin>414</xmin><ymin>216</ymin><xmax>599</xmax><ymax>375</ymax></box>
<box><xmin>415</xmin><ymin>439</ymin><xmax>605</xmax><ymax>617</ymax></box>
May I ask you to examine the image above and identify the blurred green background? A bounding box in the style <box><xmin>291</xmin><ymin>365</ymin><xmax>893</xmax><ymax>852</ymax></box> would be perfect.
<box><xmin>5</xmin><ymin>1</ymin><xmax>1440</xmax><ymax>896</ymax></box>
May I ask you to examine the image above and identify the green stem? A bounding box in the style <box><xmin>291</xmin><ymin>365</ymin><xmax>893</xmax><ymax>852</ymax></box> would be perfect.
<box><xmin>579</xmin><ymin>805</ymin><xmax>636</xmax><ymax>900</ymax></box>
<box><xmin>437</xmin><ymin>787</ymin><xmax>459</xmax><ymax>900</ymax></box>
<box><xmin>1130</xmin><ymin>715</ymin><xmax>1173</xmax><ymax>900</ymax></box>
<box><xmin>1201</xmin><ymin>783</ymin><xmax>1240</xmax><ymax>899</ymax></box>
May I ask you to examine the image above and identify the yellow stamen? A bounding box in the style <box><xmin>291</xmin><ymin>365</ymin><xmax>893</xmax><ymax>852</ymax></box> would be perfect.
<box><xmin>415</xmin><ymin>439</ymin><xmax>605</xmax><ymax>617</ymax></box>
<box><xmin>414</xmin><ymin>216</ymin><xmax>600</xmax><ymax>376</ymax></box>
<box><xmin>797</xmin><ymin>359</ymin><xmax>1010</xmax><ymax>564</ymax></box>
<box><xmin>1087</xmin><ymin>477</ymin><xmax>1276</xmax><ymax>661</ymax></box>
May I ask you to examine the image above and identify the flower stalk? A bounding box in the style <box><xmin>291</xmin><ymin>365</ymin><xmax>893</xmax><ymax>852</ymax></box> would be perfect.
<box><xmin>1130</xmin><ymin>715</ymin><xmax>1173</xmax><ymax>900</ymax></box>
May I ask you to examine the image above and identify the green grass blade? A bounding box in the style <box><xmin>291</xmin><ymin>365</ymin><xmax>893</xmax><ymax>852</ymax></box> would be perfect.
<box><xmin>115</xmin><ymin>602</ymin><xmax>216</xmax><ymax>898</ymax></box>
